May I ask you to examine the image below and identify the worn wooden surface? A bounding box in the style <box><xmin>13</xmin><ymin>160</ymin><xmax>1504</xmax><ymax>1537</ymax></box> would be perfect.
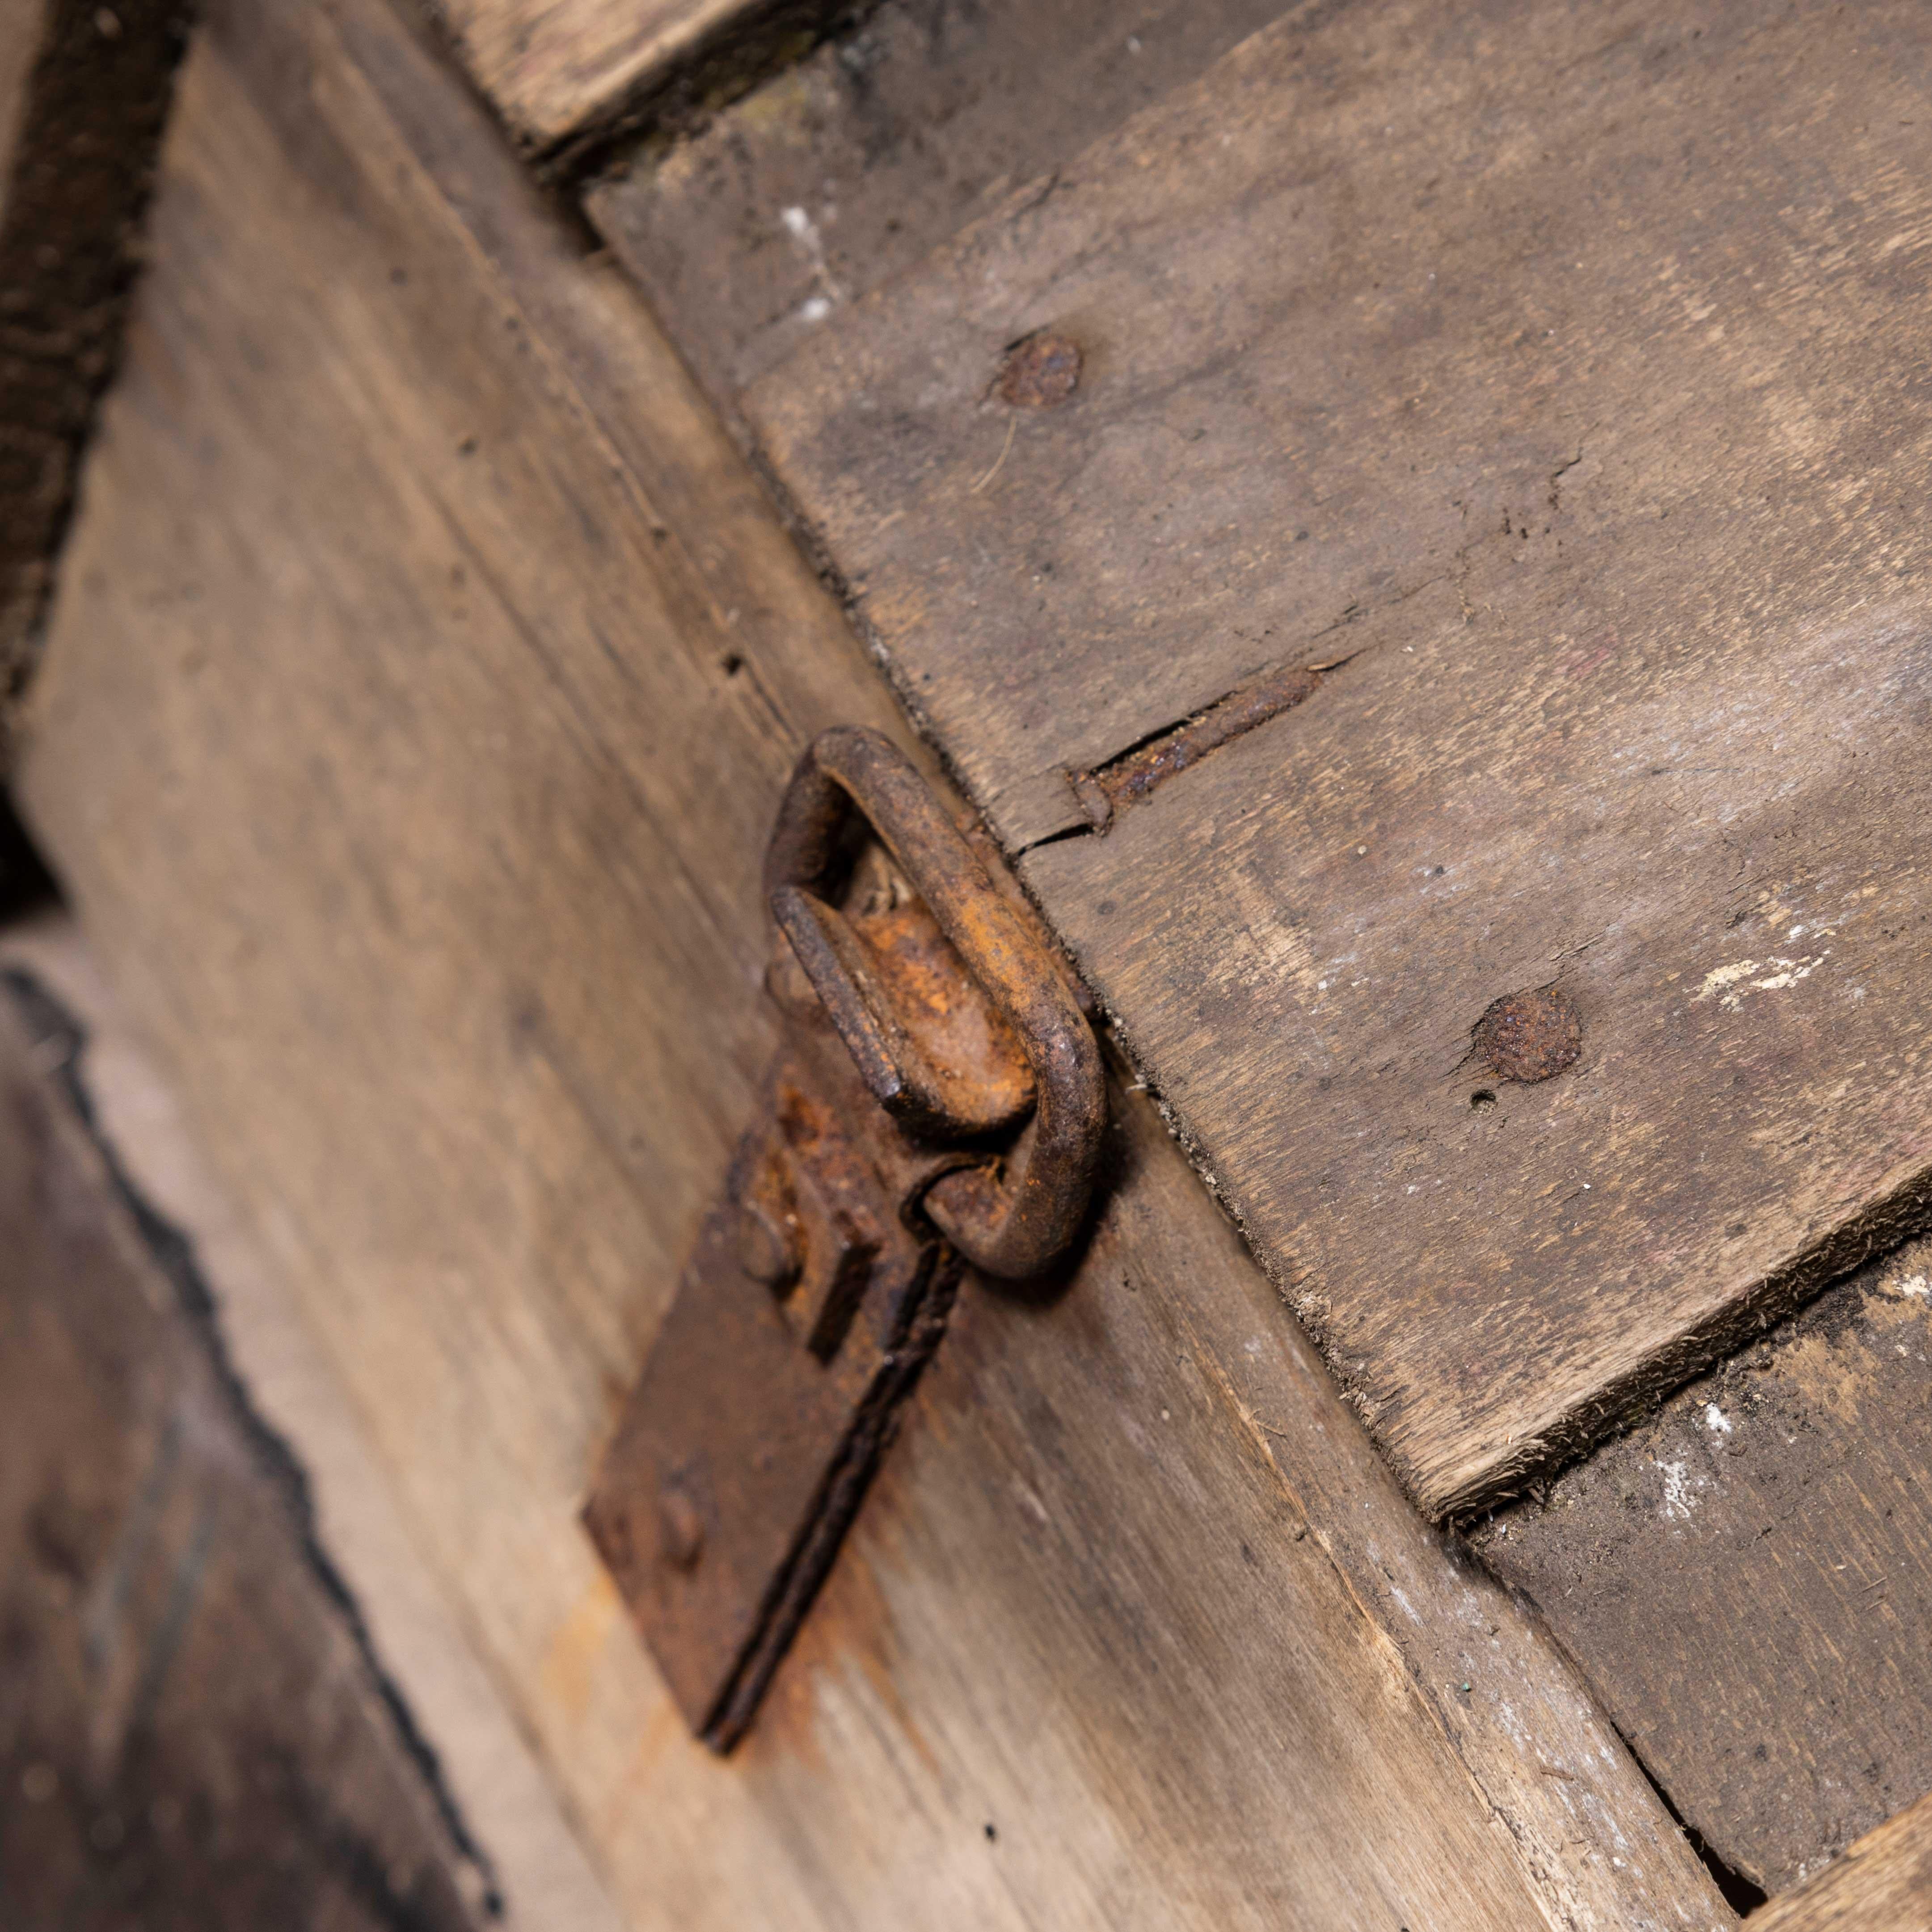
<box><xmin>586</xmin><ymin>0</ymin><xmax>1292</xmax><ymax>407</ymax></box>
<box><xmin>11</xmin><ymin>0</ymin><xmax>1731</xmax><ymax>1924</ymax></box>
<box><xmin>1476</xmin><ymin>1235</ymin><xmax>1932</xmax><ymax>1896</ymax></box>
<box><xmin>0</xmin><ymin>0</ymin><xmax>193</xmax><ymax>715</ymax></box>
<box><xmin>746</xmin><ymin>0</ymin><xmax>1932</xmax><ymax>1520</ymax></box>
<box><xmin>0</xmin><ymin>983</ymin><xmax>490</xmax><ymax>1931</ymax></box>
<box><xmin>1753</xmin><ymin>1789</ymin><xmax>1932</xmax><ymax>1932</ymax></box>
<box><xmin>432</xmin><ymin>0</ymin><xmax>839</xmax><ymax>157</ymax></box>
<box><xmin>0</xmin><ymin>907</ymin><xmax>631</xmax><ymax>1932</ymax></box>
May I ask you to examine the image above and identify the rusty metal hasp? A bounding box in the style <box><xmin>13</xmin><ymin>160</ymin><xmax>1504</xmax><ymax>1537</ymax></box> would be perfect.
<box><xmin>582</xmin><ymin>727</ymin><xmax>1105</xmax><ymax>1751</ymax></box>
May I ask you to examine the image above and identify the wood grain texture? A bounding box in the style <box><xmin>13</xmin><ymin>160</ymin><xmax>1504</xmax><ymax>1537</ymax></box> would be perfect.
<box><xmin>585</xmin><ymin>0</ymin><xmax>1293</xmax><ymax>408</ymax></box>
<box><xmin>1476</xmin><ymin>1236</ymin><xmax>1932</xmax><ymax>1895</ymax></box>
<box><xmin>744</xmin><ymin>0</ymin><xmax>1932</xmax><ymax>1518</ymax></box>
<box><xmin>1753</xmin><ymin>1789</ymin><xmax>1932</xmax><ymax>1932</ymax></box>
<box><xmin>11</xmin><ymin>0</ymin><xmax>1729</xmax><ymax>1924</ymax></box>
<box><xmin>0</xmin><ymin>984</ymin><xmax>491</xmax><ymax>1931</ymax></box>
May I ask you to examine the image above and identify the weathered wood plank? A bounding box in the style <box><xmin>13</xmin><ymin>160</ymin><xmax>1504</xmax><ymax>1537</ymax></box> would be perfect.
<box><xmin>0</xmin><ymin>0</ymin><xmax>194</xmax><ymax>720</ymax></box>
<box><xmin>1475</xmin><ymin>1235</ymin><xmax>1932</xmax><ymax>1896</ymax></box>
<box><xmin>585</xmin><ymin>0</ymin><xmax>1295</xmax><ymax>409</ymax></box>
<box><xmin>0</xmin><ymin>906</ymin><xmax>632</xmax><ymax>1932</ymax></box>
<box><xmin>744</xmin><ymin>0</ymin><xmax>1932</xmax><ymax>1519</ymax></box>
<box><xmin>791</xmin><ymin>1065</ymin><xmax>1738</xmax><ymax>1932</ymax></box>
<box><xmin>1752</xmin><ymin>1790</ymin><xmax>1932</xmax><ymax>1932</ymax></box>
<box><xmin>431</xmin><ymin>0</ymin><xmax>839</xmax><ymax>158</ymax></box>
<box><xmin>10</xmin><ymin>0</ymin><xmax>1730</xmax><ymax>1924</ymax></box>
<box><xmin>0</xmin><ymin>982</ymin><xmax>490</xmax><ymax>1929</ymax></box>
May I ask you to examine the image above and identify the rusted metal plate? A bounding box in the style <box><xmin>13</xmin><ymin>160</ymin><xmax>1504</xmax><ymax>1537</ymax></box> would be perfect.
<box><xmin>584</xmin><ymin>1048</ymin><xmax>961</xmax><ymax>1747</ymax></box>
<box><xmin>586</xmin><ymin>729</ymin><xmax>1104</xmax><ymax>1747</ymax></box>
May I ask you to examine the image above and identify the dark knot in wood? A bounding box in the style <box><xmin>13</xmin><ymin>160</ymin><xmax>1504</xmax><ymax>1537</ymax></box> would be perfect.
<box><xmin>1473</xmin><ymin>986</ymin><xmax>1582</xmax><ymax>1083</ymax></box>
<box><xmin>996</xmin><ymin>331</ymin><xmax>1082</xmax><ymax>407</ymax></box>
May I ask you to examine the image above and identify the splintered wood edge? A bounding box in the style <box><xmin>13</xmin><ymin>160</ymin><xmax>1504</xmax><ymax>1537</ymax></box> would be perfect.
<box><xmin>1419</xmin><ymin>1156</ymin><xmax>1932</xmax><ymax>1522</ymax></box>
<box><xmin>1754</xmin><ymin>1792</ymin><xmax>1932</xmax><ymax>1931</ymax></box>
<box><xmin>442</xmin><ymin>0</ymin><xmax>861</xmax><ymax>163</ymax></box>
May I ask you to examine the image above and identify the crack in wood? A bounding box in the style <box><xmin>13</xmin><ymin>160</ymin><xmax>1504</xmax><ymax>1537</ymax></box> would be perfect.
<box><xmin>1028</xmin><ymin>651</ymin><xmax>1358</xmax><ymax>851</ymax></box>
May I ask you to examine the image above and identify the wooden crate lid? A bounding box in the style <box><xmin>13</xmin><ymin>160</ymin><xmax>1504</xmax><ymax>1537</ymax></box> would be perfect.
<box><xmin>746</xmin><ymin>0</ymin><xmax>1932</xmax><ymax>1517</ymax></box>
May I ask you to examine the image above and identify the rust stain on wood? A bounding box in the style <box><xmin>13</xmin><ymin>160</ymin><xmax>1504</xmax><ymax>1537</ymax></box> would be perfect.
<box><xmin>1063</xmin><ymin>658</ymin><xmax>1333</xmax><ymax>835</ymax></box>
<box><xmin>1472</xmin><ymin>986</ymin><xmax>1582</xmax><ymax>1085</ymax></box>
<box><xmin>994</xmin><ymin>331</ymin><xmax>1081</xmax><ymax>409</ymax></box>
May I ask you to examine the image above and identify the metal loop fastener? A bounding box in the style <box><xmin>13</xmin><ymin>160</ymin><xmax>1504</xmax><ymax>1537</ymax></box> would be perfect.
<box><xmin>766</xmin><ymin>726</ymin><xmax>1105</xmax><ymax>1281</ymax></box>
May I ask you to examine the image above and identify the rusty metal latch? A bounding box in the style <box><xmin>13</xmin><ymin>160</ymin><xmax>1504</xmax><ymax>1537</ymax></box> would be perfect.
<box><xmin>583</xmin><ymin>727</ymin><xmax>1105</xmax><ymax>1751</ymax></box>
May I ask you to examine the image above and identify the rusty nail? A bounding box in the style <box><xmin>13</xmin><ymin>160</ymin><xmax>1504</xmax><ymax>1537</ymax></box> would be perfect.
<box><xmin>997</xmin><ymin>332</ymin><xmax>1081</xmax><ymax>409</ymax></box>
<box><xmin>738</xmin><ymin>1198</ymin><xmax>797</xmax><ymax>1288</ymax></box>
<box><xmin>1472</xmin><ymin>986</ymin><xmax>1582</xmax><ymax>1083</ymax></box>
<box><xmin>1068</xmin><ymin>770</ymin><xmax>1114</xmax><ymax>832</ymax></box>
<box><xmin>657</xmin><ymin>1482</ymin><xmax>705</xmax><ymax>1570</ymax></box>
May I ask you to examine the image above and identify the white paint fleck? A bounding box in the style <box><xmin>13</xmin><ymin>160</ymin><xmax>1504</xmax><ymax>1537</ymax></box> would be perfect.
<box><xmin>778</xmin><ymin>205</ymin><xmax>844</xmax><ymax>321</ymax></box>
<box><xmin>1493</xmin><ymin>1698</ymin><xmax>1529</xmax><ymax>1749</ymax></box>
<box><xmin>1750</xmin><ymin>956</ymin><xmax>1827</xmax><ymax>993</ymax></box>
<box><xmin>1694</xmin><ymin>953</ymin><xmax>1829</xmax><ymax>1009</ymax></box>
<box><xmin>1696</xmin><ymin>958</ymin><xmax>1761</xmax><ymax>1000</ymax></box>
<box><xmin>1658</xmin><ymin>1459</ymin><xmax>1700</xmax><ymax>1521</ymax></box>
<box><xmin>1704</xmin><ymin>1404</ymin><xmax>1732</xmax><ymax>1434</ymax></box>
<box><xmin>1889</xmin><ymin>1273</ymin><xmax>1931</xmax><ymax>1299</ymax></box>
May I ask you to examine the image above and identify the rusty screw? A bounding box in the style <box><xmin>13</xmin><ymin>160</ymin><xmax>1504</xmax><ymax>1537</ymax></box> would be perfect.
<box><xmin>657</xmin><ymin>1482</ymin><xmax>705</xmax><ymax>1571</ymax></box>
<box><xmin>1472</xmin><ymin>985</ymin><xmax>1582</xmax><ymax>1083</ymax></box>
<box><xmin>996</xmin><ymin>331</ymin><xmax>1082</xmax><ymax>408</ymax></box>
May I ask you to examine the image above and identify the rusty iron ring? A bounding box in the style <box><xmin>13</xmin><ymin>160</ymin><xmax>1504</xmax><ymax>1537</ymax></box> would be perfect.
<box><xmin>765</xmin><ymin>726</ymin><xmax>1105</xmax><ymax>1281</ymax></box>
